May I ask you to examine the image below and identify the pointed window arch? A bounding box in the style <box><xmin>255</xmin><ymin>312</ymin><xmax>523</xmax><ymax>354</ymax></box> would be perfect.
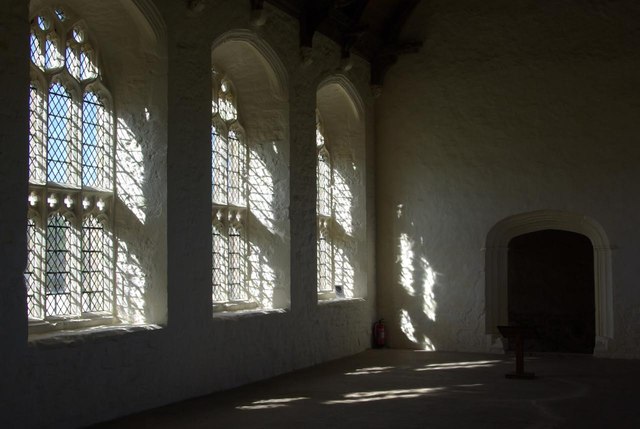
<box><xmin>315</xmin><ymin>77</ymin><xmax>365</xmax><ymax>300</ymax></box>
<box><xmin>211</xmin><ymin>69</ymin><xmax>252</xmax><ymax>309</ymax></box>
<box><xmin>26</xmin><ymin>7</ymin><xmax>115</xmax><ymax>326</ymax></box>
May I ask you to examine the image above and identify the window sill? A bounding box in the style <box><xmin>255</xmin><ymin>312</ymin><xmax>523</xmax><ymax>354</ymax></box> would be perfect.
<box><xmin>212</xmin><ymin>306</ymin><xmax>287</xmax><ymax>319</ymax></box>
<box><xmin>29</xmin><ymin>313</ymin><xmax>117</xmax><ymax>334</ymax></box>
<box><xmin>318</xmin><ymin>291</ymin><xmax>337</xmax><ymax>300</ymax></box>
<box><xmin>318</xmin><ymin>297</ymin><xmax>365</xmax><ymax>306</ymax></box>
<box><xmin>213</xmin><ymin>300</ymin><xmax>259</xmax><ymax>313</ymax></box>
<box><xmin>28</xmin><ymin>318</ymin><xmax>162</xmax><ymax>346</ymax></box>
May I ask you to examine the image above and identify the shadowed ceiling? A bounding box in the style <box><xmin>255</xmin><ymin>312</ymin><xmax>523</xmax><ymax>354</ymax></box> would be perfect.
<box><xmin>258</xmin><ymin>0</ymin><xmax>424</xmax><ymax>86</ymax></box>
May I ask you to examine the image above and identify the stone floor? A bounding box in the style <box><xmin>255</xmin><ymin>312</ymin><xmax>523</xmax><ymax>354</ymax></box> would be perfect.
<box><xmin>93</xmin><ymin>349</ymin><xmax>640</xmax><ymax>428</ymax></box>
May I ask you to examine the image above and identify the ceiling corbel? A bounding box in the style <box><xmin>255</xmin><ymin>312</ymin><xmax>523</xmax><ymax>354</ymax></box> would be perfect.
<box><xmin>370</xmin><ymin>0</ymin><xmax>422</xmax><ymax>91</ymax></box>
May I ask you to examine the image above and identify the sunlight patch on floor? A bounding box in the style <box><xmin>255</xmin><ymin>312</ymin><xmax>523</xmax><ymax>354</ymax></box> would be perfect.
<box><xmin>344</xmin><ymin>366</ymin><xmax>394</xmax><ymax>376</ymax></box>
<box><xmin>323</xmin><ymin>387</ymin><xmax>446</xmax><ymax>404</ymax></box>
<box><xmin>416</xmin><ymin>360</ymin><xmax>501</xmax><ymax>371</ymax></box>
<box><xmin>237</xmin><ymin>397</ymin><xmax>309</xmax><ymax>410</ymax></box>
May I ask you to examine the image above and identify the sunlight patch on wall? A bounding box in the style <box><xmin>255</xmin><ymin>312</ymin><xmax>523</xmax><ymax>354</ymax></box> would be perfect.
<box><xmin>248</xmin><ymin>242</ymin><xmax>277</xmax><ymax>308</ymax></box>
<box><xmin>334</xmin><ymin>243</ymin><xmax>355</xmax><ymax>298</ymax></box>
<box><xmin>323</xmin><ymin>387</ymin><xmax>445</xmax><ymax>404</ymax></box>
<box><xmin>420</xmin><ymin>256</ymin><xmax>437</xmax><ymax>321</ymax></box>
<box><xmin>333</xmin><ymin>169</ymin><xmax>353</xmax><ymax>236</ymax></box>
<box><xmin>116</xmin><ymin>118</ymin><xmax>146</xmax><ymax>224</ymax></box>
<box><xmin>398</xmin><ymin>233</ymin><xmax>416</xmax><ymax>296</ymax></box>
<box><xmin>116</xmin><ymin>240</ymin><xmax>146</xmax><ymax>323</ymax></box>
<box><xmin>400</xmin><ymin>309</ymin><xmax>418</xmax><ymax>343</ymax></box>
<box><xmin>249</xmin><ymin>147</ymin><xmax>275</xmax><ymax>233</ymax></box>
<box><xmin>423</xmin><ymin>335</ymin><xmax>435</xmax><ymax>351</ymax></box>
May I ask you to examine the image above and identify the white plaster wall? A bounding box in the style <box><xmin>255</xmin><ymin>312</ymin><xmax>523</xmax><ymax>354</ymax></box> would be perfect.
<box><xmin>0</xmin><ymin>1</ymin><xmax>376</xmax><ymax>427</ymax></box>
<box><xmin>377</xmin><ymin>0</ymin><xmax>640</xmax><ymax>356</ymax></box>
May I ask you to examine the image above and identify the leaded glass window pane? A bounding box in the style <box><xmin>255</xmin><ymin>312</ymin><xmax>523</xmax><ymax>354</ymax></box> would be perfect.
<box><xmin>211</xmin><ymin>71</ymin><xmax>250</xmax><ymax>306</ymax></box>
<box><xmin>317</xmin><ymin>150</ymin><xmax>331</xmax><ymax>217</ymax></box>
<box><xmin>54</xmin><ymin>8</ymin><xmax>66</xmax><ymax>21</ymax></box>
<box><xmin>45</xmin><ymin>213</ymin><xmax>73</xmax><ymax>316</ymax></box>
<box><xmin>318</xmin><ymin>225</ymin><xmax>332</xmax><ymax>293</ymax></box>
<box><xmin>316</xmin><ymin>114</ymin><xmax>337</xmax><ymax>295</ymax></box>
<box><xmin>81</xmin><ymin>216</ymin><xmax>106</xmax><ymax>312</ymax></box>
<box><xmin>27</xmin><ymin>11</ymin><xmax>116</xmax><ymax>325</ymax></box>
<box><xmin>212</xmin><ymin>126</ymin><xmax>227</xmax><ymax>205</ymax></box>
<box><xmin>80</xmin><ymin>47</ymin><xmax>98</xmax><ymax>81</ymax></box>
<box><xmin>47</xmin><ymin>82</ymin><xmax>73</xmax><ymax>184</ymax></box>
<box><xmin>228</xmin><ymin>223</ymin><xmax>247</xmax><ymax>301</ymax></box>
<box><xmin>219</xmin><ymin>92</ymin><xmax>236</xmax><ymax>121</ymax></box>
<box><xmin>228</xmin><ymin>131</ymin><xmax>245</xmax><ymax>207</ymax></box>
<box><xmin>26</xmin><ymin>218</ymin><xmax>43</xmax><ymax>318</ymax></box>
<box><xmin>82</xmin><ymin>91</ymin><xmax>109</xmax><ymax>188</ymax></box>
<box><xmin>30</xmin><ymin>30</ymin><xmax>44</xmax><ymax>69</ymax></box>
<box><xmin>212</xmin><ymin>222</ymin><xmax>228</xmax><ymax>302</ymax></box>
<box><xmin>66</xmin><ymin>44</ymin><xmax>82</xmax><ymax>81</ymax></box>
<box><xmin>45</xmin><ymin>34</ymin><xmax>63</xmax><ymax>70</ymax></box>
<box><xmin>29</xmin><ymin>83</ymin><xmax>46</xmax><ymax>183</ymax></box>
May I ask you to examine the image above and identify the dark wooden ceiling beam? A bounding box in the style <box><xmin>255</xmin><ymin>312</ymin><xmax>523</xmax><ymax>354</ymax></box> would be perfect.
<box><xmin>370</xmin><ymin>0</ymin><xmax>422</xmax><ymax>89</ymax></box>
<box><xmin>263</xmin><ymin>0</ymin><xmax>423</xmax><ymax>80</ymax></box>
<box><xmin>299</xmin><ymin>0</ymin><xmax>334</xmax><ymax>49</ymax></box>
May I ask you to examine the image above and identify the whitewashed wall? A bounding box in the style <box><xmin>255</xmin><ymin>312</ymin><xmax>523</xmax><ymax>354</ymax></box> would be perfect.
<box><xmin>377</xmin><ymin>0</ymin><xmax>640</xmax><ymax>357</ymax></box>
<box><xmin>0</xmin><ymin>0</ymin><xmax>375</xmax><ymax>427</ymax></box>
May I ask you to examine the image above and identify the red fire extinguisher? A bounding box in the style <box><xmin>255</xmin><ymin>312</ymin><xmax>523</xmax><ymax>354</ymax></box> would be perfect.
<box><xmin>373</xmin><ymin>319</ymin><xmax>386</xmax><ymax>348</ymax></box>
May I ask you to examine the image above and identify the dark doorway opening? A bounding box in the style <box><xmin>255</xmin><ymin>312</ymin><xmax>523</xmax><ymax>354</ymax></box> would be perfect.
<box><xmin>508</xmin><ymin>229</ymin><xmax>595</xmax><ymax>354</ymax></box>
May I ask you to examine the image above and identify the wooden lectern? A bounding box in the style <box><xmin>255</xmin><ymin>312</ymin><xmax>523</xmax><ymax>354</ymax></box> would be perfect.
<box><xmin>497</xmin><ymin>325</ymin><xmax>537</xmax><ymax>379</ymax></box>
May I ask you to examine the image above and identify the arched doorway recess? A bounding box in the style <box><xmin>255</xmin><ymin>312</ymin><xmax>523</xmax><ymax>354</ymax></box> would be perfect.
<box><xmin>508</xmin><ymin>230</ymin><xmax>595</xmax><ymax>353</ymax></box>
<box><xmin>485</xmin><ymin>210</ymin><xmax>614</xmax><ymax>354</ymax></box>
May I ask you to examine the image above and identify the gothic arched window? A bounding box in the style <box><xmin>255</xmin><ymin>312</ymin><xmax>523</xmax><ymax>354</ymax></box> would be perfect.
<box><xmin>316</xmin><ymin>113</ymin><xmax>335</xmax><ymax>297</ymax></box>
<box><xmin>211</xmin><ymin>70</ymin><xmax>251</xmax><ymax>309</ymax></box>
<box><xmin>27</xmin><ymin>8</ymin><xmax>114</xmax><ymax>323</ymax></box>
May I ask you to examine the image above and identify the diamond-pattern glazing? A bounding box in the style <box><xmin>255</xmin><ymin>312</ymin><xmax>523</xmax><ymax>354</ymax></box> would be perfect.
<box><xmin>81</xmin><ymin>216</ymin><xmax>105</xmax><ymax>312</ymax></box>
<box><xmin>48</xmin><ymin>83</ymin><xmax>73</xmax><ymax>184</ymax></box>
<box><xmin>29</xmin><ymin>84</ymin><xmax>46</xmax><ymax>183</ymax></box>
<box><xmin>26</xmin><ymin>218</ymin><xmax>43</xmax><ymax>318</ymax></box>
<box><xmin>80</xmin><ymin>48</ymin><xmax>98</xmax><ymax>80</ymax></box>
<box><xmin>211</xmin><ymin>72</ymin><xmax>250</xmax><ymax>305</ymax></box>
<box><xmin>228</xmin><ymin>224</ymin><xmax>246</xmax><ymax>301</ymax></box>
<box><xmin>228</xmin><ymin>131</ymin><xmax>245</xmax><ymax>206</ymax></box>
<box><xmin>30</xmin><ymin>30</ymin><xmax>44</xmax><ymax>69</ymax></box>
<box><xmin>212</xmin><ymin>126</ymin><xmax>227</xmax><ymax>205</ymax></box>
<box><xmin>82</xmin><ymin>92</ymin><xmax>106</xmax><ymax>188</ymax></box>
<box><xmin>318</xmin><ymin>226</ymin><xmax>333</xmax><ymax>292</ymax></box>
<box><xmin>66</xmin><ymin>45</ymin><xmax>82</xmax><ymax>81</ymax></box>
<box><xmin>317</xmin><ymin>150</ymin><xmax>331</xmax><ymax>217</ymax></box>
<box><xmin>45</xmin><ymin>34</ymin><xmax>63</xmax><ymax>70</ymax></box>
<box><xmin>219</xmin><ymin>94</ymin><xmax>237</xmax><ymax>121</ymax></box>
<box><xmin>27</xmin><ymin>10</ymin><xmax>116</xmax><ymax>325</ymax></box>
<box><xmin>45</xmin><ymin>214</ymin><xmax>72</xmax><ymax>316</ymax></box>
<box><xmin>212</xmin><ymin>223</ymin><xmax>228</xmax><ymax>302</ymax></box>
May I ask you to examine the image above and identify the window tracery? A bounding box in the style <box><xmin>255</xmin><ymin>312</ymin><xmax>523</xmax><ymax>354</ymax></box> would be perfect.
<box><xmin>26</xmin><ymin>8</ymin><xmax>114</xmax><ymax>325</ymax></box>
